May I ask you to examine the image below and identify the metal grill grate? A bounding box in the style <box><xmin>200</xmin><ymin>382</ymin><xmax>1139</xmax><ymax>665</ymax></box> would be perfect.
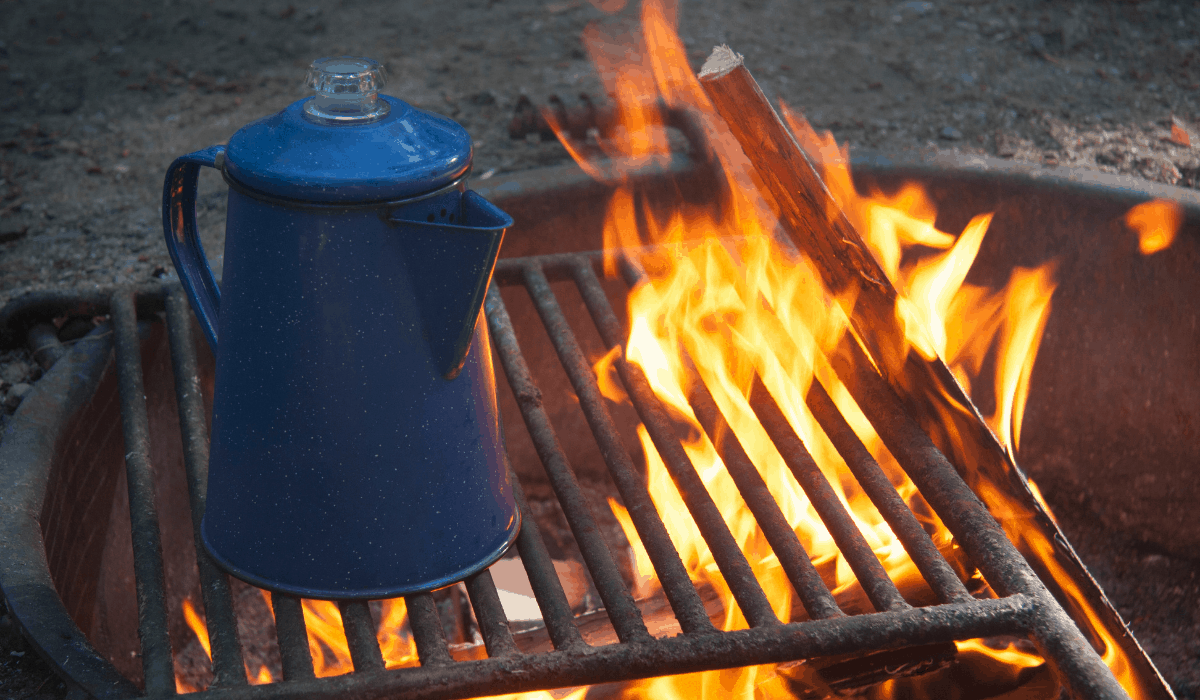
<box><xmin>0</xmin><ymin>247</ymin><xmax>1128</xmax><ymax>700</ymax></box>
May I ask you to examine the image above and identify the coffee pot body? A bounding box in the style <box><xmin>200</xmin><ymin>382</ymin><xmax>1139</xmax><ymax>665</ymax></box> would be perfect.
<box><xmin>162</xmin><ymin>59</ymin><xmax>519</xmax><ymax>598</ymax></box>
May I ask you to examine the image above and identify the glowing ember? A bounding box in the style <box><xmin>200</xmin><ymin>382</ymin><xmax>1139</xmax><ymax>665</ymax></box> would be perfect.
<box><xmin>1125</xmin><ymin>199</ymin><xmax>1183</xmax><ymax>255</ymax></box>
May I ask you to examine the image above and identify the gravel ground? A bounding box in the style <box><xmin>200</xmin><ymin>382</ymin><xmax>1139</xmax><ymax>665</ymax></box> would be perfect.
<box><xmin>0</xmin><ymin>0</ymin><xmax>1197</xmax><ymax>698</ymax></box>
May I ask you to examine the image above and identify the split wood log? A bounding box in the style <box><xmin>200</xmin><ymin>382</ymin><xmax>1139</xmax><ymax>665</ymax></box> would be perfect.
<box><xmin>693</xmin><ymin>47</ymin><xmax>981</xmax><ymax>478</ymax></box>
<box><xmin>696</xmin><ymin>45</ymin><xmax>911</xmax><ymax>384</ymax></box>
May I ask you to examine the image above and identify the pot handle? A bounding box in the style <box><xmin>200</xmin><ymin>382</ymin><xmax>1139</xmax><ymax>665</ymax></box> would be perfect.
<box><xmin>162</xmin><ymin>145</ymin><xmax>224</xmax><ymax>352</ymax></box>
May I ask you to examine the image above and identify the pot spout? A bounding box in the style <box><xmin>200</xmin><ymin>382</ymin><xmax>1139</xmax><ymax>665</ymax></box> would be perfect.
<box><xmin>392</xmin><ymin>190</ymin><xmax>513</xmax><ymax>379</ymax></box>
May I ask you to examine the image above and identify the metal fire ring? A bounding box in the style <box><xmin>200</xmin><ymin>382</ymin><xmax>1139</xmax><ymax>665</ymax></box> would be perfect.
<box><xmin>1</xmin><ymin>155</ymin><xmax>1191</xmax><ymax>700</ymax></box>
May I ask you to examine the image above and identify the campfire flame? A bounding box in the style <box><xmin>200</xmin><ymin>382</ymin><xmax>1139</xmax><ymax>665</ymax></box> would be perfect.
<box><xmin>298</xmin><ymin>599</ymin><xmax>354</xmax><ymax>677</ymax></box>
<box><xmin>778</xmin><ymin>106</ymin><xmax>1059</xmax><ymax>458</ymax></box>
<box><xmin>177</xmin><ymin>594</ymin><xmax>419</xmax><ymax>690</ymax></box>
<box><xmin>551</xmin><ymin>0</ymin><xmax>1147</xmax><ymax>697</ymax></box>
<box><xmin>177</xmin><ymin>597</ymin><xmax>276</xmax><ymax>690</ymax></box>
<box><xmin>182</xmin><ymin>599</ymin><xmax>211</xmax><ymax>660</ymax></box>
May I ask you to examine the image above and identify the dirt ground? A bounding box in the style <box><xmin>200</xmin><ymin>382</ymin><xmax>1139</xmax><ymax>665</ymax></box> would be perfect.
<box><xmin>0</xmin><ymin>0</ymin><xmax>1198</xmax><ymax>698</ymax></box>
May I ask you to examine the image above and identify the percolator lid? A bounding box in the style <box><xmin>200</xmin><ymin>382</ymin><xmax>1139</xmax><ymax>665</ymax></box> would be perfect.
<box><xmin>222</xmin><ymin>56</ymin><xmax>472</xmax><ymax>204</ymax></box>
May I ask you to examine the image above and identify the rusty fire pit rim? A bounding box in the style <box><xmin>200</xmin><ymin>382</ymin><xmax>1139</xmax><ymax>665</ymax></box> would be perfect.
<box><xmin>0</xmin><ymin>317</ymin><xmax>138</xmax><ymax>700</ymax></box>
<box><xmin>849</xmin><ymin>149</ymin><xmax>1200</xmax><ymax>219</ymax></box>
<box><xmin>1</xmin><ymin>153</ymin><xmax>1193</xmax><ymax>348</ymax></box>
<box><xmin>472</xmin><ymin>148</ymin><xmax>1200</xmax><ymax>221</ymax></box>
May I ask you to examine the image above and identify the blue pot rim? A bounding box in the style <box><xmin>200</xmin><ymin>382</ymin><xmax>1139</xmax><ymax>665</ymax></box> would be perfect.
<box><xmin>199</xmin><ymin>511</ymin><xmax>522</xmax><ymax>600</ymax></box>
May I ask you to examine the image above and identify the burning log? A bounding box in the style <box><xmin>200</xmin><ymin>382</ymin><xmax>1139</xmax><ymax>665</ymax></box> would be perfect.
<box><xmin>696</xmin><ymin>45</ymin><xmax>911</xmax><ymax>382</ymax></box>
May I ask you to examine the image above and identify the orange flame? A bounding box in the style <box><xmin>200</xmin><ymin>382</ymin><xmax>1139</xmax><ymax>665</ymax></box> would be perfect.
<box><xmin>299</xmin><ymin>600</ymin><xmax>354</xmax><ymax>678</ymax></box>
<box><xmin>376</xmin><ymin>598</ymin><xmax>420</xmax><ymax>669</ymax></box>
<box><xmin>182</xmin><ymin>598</ymin><xmax>211</xmax><ymax>660</ymax></box>
<box><xmin>551</xmin><ymin>0</ymin><xmax>1154</xmax><ymax>697</ymax></box>
<box><xmin>252</xmin><ymin>666</ymin><xmax>274</xmax><ymax>685</ymax></box>
<box><xmin>179</xmin><ymin>596</ymin><xmax>277</xmax><ymax>690</ymax></box>
<box><xmin>301</xmin><ymin>600</ymin><xmax>416</xmax><ymax>675</ymax></box>
<box><xmin>956</xmin><ymin>638</ymin><xmax>1045</xmax><ymax>669</ymax></box>
<box><xmin>176</xmin><ymin>677</ymin><xmax>200</xmax><ymax>694</ymax></box>
<box><xmin>490</xmin><ymin>689</ymin><xmax>590</xmax><ymax>700</ymax></box>
<box><xmin>609</xmin><ymin>497</ymin><xmax>657</xmax><ymax>599</ymax></box>
<box><xmin>1125</xmin><ymin>199</ymin><xmax>1182</xmax><ymax>255</ymax></box>
<box><xmin>176</xmin><ymin>598</ymin><xmax>209</xmax><ymax>693</ymax></box>
<box><xmin>222</xmin><ymin>592</ymin><xmax>415</xmax><ymax>687</ymax></box>
<box><xmin>779</xmin><ymin>107</ymin><xmax>1058</xmax><ymax>456</ymax></box>
<box><xmin>594</xmin><ymin>345</ymin><xmax>629</xmax><ymax>405</ymax></box>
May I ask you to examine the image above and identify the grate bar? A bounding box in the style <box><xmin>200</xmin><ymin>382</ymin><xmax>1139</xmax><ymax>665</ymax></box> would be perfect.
<box><xmin>271</xmin><ymin>594</ymin><xmax>315</xmax><ymax>681</ymax></box>
<box><xmin>175</xmin><ymin>596</ymin><xmax>1035</xmax><ymax>700</ymax></box>
<box><xmin>828</xmin><ymin>339</ymin><xmax>1128</xmax><ymax>700</ymax></box>
<box><xmin>164</xmin><ymin>291</ymin><xmax>249</xmax><ymax>687</ymax></box>
<box><xmin>507</xmin><ymin>269</ymin><xmax>717</xmax><ymax>636</ymax></box>
<box><xmin>406</xmin><ymin>593</ymin><xmax>454</xmax><ymax>667</ymax></box>
<box><xmin>110</xmin><ymin>291</ymin><xmax>177</xmax><ymax>697</ymax></box>
<box><xmin>802</xmin><ymin>376</ymin><xmax>973</xmax><ymax>603</ymax></box>
<box><xmin>485</xmin><ymin>281</ymin><xmax>653</xmax><ymax>644</ymax></box>
<box><xmin>618</xmin><ymin>246</ymin><xmax>972</xmax><ymax>608</ymax></box>
<box><xmin>463</xmin><ymin>570</ymin><xmax>520</xmax><ymax>658</ymax></box>
<box><xmin>338</xmin><ymin>601</ymin><xmax>385</xmax><ymax>673</ymax></box>
<box><xmin>508</xmin><ymin>472</ymin><xmax>588</xmax><ymax>651</ymax></box>
<box><xmin>745</xmin><ymin>376</ymin><xmax>911</xmax><ymax>613</ymax></box>
<box><xmin>683</xmin><ymin>364</ymin><xmax>846</xmax><ymax>620</ymax></box>
<box><xmin>570</xmin><ymin>262</ymin><xmax>781</xmax><ymax>629</ymax></box>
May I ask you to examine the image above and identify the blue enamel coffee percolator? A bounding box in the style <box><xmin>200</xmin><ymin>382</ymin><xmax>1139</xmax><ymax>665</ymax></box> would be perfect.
<box><xmin>162</xmin><ymin>57</ymin><xmax>520</xmax><ymax>599</ymax></box>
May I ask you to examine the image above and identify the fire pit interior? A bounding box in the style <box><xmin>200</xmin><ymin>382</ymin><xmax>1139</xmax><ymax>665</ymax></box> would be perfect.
<box><xmin>1</xmin><ymin>145</ymin><xmax>1194</xmax><ymax>700</ymax></box>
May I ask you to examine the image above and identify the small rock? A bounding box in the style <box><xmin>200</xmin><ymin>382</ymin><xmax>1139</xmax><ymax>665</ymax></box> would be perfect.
<box><xmin>939</xmin><ymin>126</ymin><xmax>963</xmax><ymax>141</ymax></box>
<box><xmin>4</xmin><ymin>383</ymin><xmax>31</xmax><ymax>412</ymax></box>
<box><xmin>0</xmin><ymin>361</ymin><xmax>30</xmax><ymax>386</ymax></box>
<box><xmin>1027</xmin><ymin>32</ymin><xmax>1046</xmax><ymax>52</ymax></box>
<box><xmin>1061</xmin><ymin>17</ymin><xmax>1088</xmax><ymax>50</ymax></box>
<box><xmin>995</xmin><ymin>130</ymin><xmax>1019</xmax><ymax>157</ymax></box>
<box><xmin>468</xmin><ymin>90</ymin><xmax>497</xmax><ymax>107</ymax></box>
<box><xmin>897</xmin><ymin>1</ymin><xmax>934</xmax><ymax>16</ymax></box>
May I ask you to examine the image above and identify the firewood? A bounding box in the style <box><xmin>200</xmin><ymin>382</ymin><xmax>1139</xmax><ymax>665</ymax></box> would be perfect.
<box><xmin>696</xmin><ymin>45</ymin><xmax>913</xmax><ymax>384</ymax></box>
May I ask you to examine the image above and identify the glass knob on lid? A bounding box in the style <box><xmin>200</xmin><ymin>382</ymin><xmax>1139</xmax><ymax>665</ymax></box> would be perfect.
<box><xmin>303</xmin><ymin>56</ymin><xmax>390</xmax><ymax>123</ymax></box>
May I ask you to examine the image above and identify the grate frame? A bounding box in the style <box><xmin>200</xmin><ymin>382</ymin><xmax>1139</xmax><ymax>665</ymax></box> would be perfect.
<box><xmin>0</xmin><ymin>246</ymin><xmax>1127</xmax><ymax>700</ymax></box>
